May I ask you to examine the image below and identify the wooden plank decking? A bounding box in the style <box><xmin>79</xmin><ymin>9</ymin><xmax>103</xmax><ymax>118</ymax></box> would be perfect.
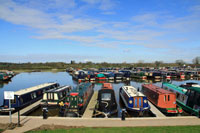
<box><xmin>82</xmin><ymin>91</ymin><xmax>98</xmax><ymax>118</ymax></box>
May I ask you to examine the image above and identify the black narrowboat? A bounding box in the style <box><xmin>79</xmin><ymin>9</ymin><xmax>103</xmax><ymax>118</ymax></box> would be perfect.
<box><xmin>94</xmin><ymin>83</ymin><xmax>118</xmax><ymax>117</ymax></box>
<box><xmin>114</xmin><ymin>72</ymin><xmax>123</xmax><ymax>80</ymax></box>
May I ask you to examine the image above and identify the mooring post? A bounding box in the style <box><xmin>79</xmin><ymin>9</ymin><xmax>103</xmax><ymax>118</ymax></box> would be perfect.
<box><xmin>18</xmin><ymin>109</ymin><xmax>20</xmax><ymax>126</ymax></box>
<box><xmin>121</xmin><ymin>109</ymin><xmax>126</xmax><ymax>121</ymax></box>
<box><xmin>9</xmin><ymin>99</ymin><xmax>12</xmax><ymax>123</ymax></box>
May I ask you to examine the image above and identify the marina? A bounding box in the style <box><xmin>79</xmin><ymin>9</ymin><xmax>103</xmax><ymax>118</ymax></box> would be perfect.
<box><xmin>0</xmin><ymin>71</ymin><xmax>199</xmax><ymax>118</ymax></box>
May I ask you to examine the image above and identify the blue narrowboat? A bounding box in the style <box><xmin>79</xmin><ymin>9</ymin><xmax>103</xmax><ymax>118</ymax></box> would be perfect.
<box><xmin>119</xmin><ymin>86</ymin><xmax>150</xmax><ymax>116</ymax></box>
<box><xmin>2</xmin><ymin>82</ymin><xmax>59</xmax><ymax>110</ymax></box>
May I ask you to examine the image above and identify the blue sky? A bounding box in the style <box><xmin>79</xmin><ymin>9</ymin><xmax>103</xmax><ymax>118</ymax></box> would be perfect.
<box><xmin>0</xmin><ymin>0</ymin><xmax>200</xmax><ymax>63</ymax></box>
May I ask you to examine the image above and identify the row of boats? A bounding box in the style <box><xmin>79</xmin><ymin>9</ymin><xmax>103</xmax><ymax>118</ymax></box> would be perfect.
<box><xmin>68</xmin><ymin>67</ymin><xmax>200</xmax><ymax>82</ymax></box>
<box><xmin>96</xmin><ymin>82</ymin><xmax>200</xmax><ymax>117</ymax></box>
<box><xmin>0</xmin><ymin>71</ymin><xmax>15</xmax><ymax>82</ymax></box>
<box><xmin>1</xmin><ymin>81</ymin><xmax>200</xmax><ymax>118</ymax></box>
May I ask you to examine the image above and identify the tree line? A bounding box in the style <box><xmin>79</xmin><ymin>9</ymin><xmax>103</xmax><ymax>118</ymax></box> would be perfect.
<box><xmin>0</xmin><ymin>57</ymin><xmax>199</xmax><ymax>70</ymax></box>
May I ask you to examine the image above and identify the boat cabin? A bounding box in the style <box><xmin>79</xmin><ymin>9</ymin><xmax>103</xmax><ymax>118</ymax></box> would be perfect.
<box><xmin>142</xmin><ymin>84</ymin><xmax>181</xmax><ymax>113</ymax></box>
<box><xmin>41</xmin><ymin>85</ymin><xmax>71</xmax><ymax>107</ymax></box>
<box><xmin>119</xmin><ymin>86</ymin><xmax>150</xmax><ymax>113</ymax></box>
<box><xmin>3</xmin><ymin>82</ymin><xmax>59</xmax><ymax>110</ymax></box>
<box><xmin>95</xmin><ymin>83</ymin><xmax>117</xmax><ymax>117</ymax></box>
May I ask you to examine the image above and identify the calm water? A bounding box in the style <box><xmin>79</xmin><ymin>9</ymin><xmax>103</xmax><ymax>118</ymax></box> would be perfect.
<box><xmin>1</xmin><ymin>72</ymin><xmax>200</xmax><ymax>117</ymax></box>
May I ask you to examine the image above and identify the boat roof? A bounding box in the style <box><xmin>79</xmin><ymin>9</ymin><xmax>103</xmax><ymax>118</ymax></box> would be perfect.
<box><xmin>45</xmin><ymin>85</ymin><xmax>70</xmax><ymax>93</ymax></box>
<box><xmin>162</xmin><ymin>82</ymin><xmax>187</xmax><ymax>94</ymax></box>
<box><xmin>122</xmin><ymin>86</ymin><xmax>144</xmax><ymax>97</ymax></box>
<box><xmin>188</xmin><ymin>87</ymin><xmax>200</xmax><ymax>93</ymax></box>
<box><xmin>143</xmin><ymin>84</ymin><xmax>174</xmax><ymax>95</ymax></box>
<box><xmin>102</xmin><ymin>83</ymin><xmax>112</xmax><ymax>89</ymax></box>
<box><xmin>15</xmin><ymin>82</ymin><xmax>57</xmax><ymax>96</ymax></box>
<box><xmin>70</xmin><ymin>83</ymin><xmax>92</xmax><ymax>95</ymax></box>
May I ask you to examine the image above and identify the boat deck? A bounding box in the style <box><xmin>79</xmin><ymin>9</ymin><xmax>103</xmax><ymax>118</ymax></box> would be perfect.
<box><xmin>82</xmin><ymin>91</ymin><xmax>98</xmax><ymax>118</ymax></box>
<box><xmin>148</xmin><ymin>102</ymin><xmax>166</xmax><ymax>117</ymax></box>
<box><xmin>13</xmin><ymin>100</ymin><xmax>42</xmax><ymax>116</ymax></box>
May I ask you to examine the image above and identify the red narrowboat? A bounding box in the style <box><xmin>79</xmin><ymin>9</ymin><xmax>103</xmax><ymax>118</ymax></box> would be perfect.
<box><xmin>142</xmin><ymin>84</ymin><xmax>182</xmax><ymax>114</ymax></box>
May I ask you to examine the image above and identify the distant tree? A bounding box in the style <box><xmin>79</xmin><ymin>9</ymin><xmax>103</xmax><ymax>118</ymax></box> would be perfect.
<box><xmin>155</xmin><ymin>61</ymin><xmax>163</xmax><ymax>68</ymax></box>
<box><xmin>175</xmin><ymin>60</ymin><xmax>185</xmax><ymax>67</ymax></box>
<box><xmin>192</xmin><ymin>56</ymin><xmax>200</xmax><ymax>65</ymax></box>
<box><xmin>137</xmin><ymin>60</ymin><xmax>144</xmax><ymax>67</ymax></box>
<box><xmin>71</xmin><ymin>60</ymin><xmax>75</xmax><ymax>64</ymax></box>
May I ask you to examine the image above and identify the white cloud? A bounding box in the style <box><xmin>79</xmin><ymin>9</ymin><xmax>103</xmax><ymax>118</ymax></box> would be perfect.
<box><xmin>0</xmin><ymin>0</ymin><xmax>200</xmax><ymax>53</ymax></box>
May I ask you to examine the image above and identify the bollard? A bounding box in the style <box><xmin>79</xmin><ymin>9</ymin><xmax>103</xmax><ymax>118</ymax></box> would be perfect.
<box><xmin>42</xmin><ymin>107</ymin><xmax>48</xmax><ymax>119</ymax></box>
<box><xmin>199</xmin><ymin>110</ymin><xmax>200</xmax><ymax>118</ymax></box>
<box><xmin>121</xmin><ymin>109</ymin><xmax>126</xmax><ymax>121</ymax></box>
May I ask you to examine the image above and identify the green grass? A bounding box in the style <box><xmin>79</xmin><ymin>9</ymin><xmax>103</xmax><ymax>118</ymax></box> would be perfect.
<box><xmin>27</xmin><ymin>125</ymin><xmax>200</xmax><ymax>133</ymax></box>
<box><xmin>0</xmin><ymin>129</ymin><xmax>4</xmax><ymax>133</ymax></box>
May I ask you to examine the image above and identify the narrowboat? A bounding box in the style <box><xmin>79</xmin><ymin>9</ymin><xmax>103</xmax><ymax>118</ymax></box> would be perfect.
<box><xmin>131</xmin><ymin>71</ymin><xmax>147</xmax><ymax>79</ymax></box>
<box><xmin>147</xmin><ymin>71</ymin><xmax>162</xmax><ymax>79</ymax></box>
<box><xmin>120</xmin><ymin>70</ymin><xmax>131</xmax><ymax>80</ymax></box>
<box><xmin>0</xmin><ymin>72</ymin><xmax>12</xmax><ymax>81</ymax></box>
<box><xmin>119</xmin><ymin>86</ymin><xmax>150</xmax><ymax>116</ymax></box>
<box><xmin>40</xmin><ymin>85</ymin><xmax>72</xmax><ymax>108</ymax></box>
<box><xmin>72</xmin><ymin>70</ymin><xmax>87</xmax><ymax>82</ymax></box>
<box><xmin>169</xmin><ymin>71</ymin><xmax>177</xmax><ymax>78</ymax></box>
<box><xmin>64</xmin><ymin>82</ymin><xmax>94</xmax><ymax>116</ymax></box>
<box><xmin>180</xmin><ymin>82</ymin><xmax>200</xmax><ymax>88</ymax></box>
<box><xmin>161</xmin><ymin>72</ymin><xmax>171</xmax><ymax>79</ymax></box>
<box><xmin>1</xmin><ymin>82</ymin><xmax>59</xmax><ymax>111</ymax></box>
<box><xmin>96</xmin><ymin>73</ymin><xmax>106</xmax><ymax>80</ymax></box>
<box><xmin>162</xmin><ymin>82</ymin><xmax>200</xmax><ymax>117</ymax></box>
<box><xmin>94</xmin><ymin>83</ymin><xmax>117</xmax><ymax>117</ymax></box>
<box><xmin>87</xmin><ymin>71</ymin><xmax>96</xmax><ymax>81</ymax></box>
<box><xmin>104</xmin><ymin>72</ymin><xmax>115</xmax><ymax>80</ymax></box>
<box><xmin>142</xmin><ymin>84</ymin><xmax>182</xmax><ymax>114</ymax></box>
<box><xmin>114</xmin><ymin>72</ymin><xmax>123</xmax><ymax>80</ymax></box>
<box><xmin>176</xmin><ymin>72</ymin><xmax>185</xmax><ymax>79</ymax></box>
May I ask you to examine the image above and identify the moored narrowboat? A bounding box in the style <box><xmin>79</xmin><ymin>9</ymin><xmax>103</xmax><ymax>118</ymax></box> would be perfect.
<box><xmin>64</xmin><ymin>82</ymin><xmax>94</xmax><ymax>116</ymax></box>
<box><xmin>162</xmin><ymin>82</ymin><xmax>200</xmax><ymax>117</ymax></box>
<box><xmin>94</xmin><ymin>83</ymin><xmax>117</xmax><ymax>117</ymax></box>
<box><xmin>40</xmin><ymin>85</ymin><xmax>71</xmax><ymax>108</ymax></box>
<box><xmin>142</xmin><ymin>84</ymin><xmax>182</xmax><ymax>114</ymax></box>
<box><xmin>180</xmin><ymin>82</ymin><xmax>200</xmax><ymax>88</ymax></box>
<box><xmin>1</xmin><ymin>82</ymin><xmax>59</xmax><ymax>111</ymax></box>
<box><xmin>119</xmin><ymin>86</ymin><xmax>150</xmax><ymax>116</ymax></box>
<box><xmin>114</xmin><ymin>72</ymin><xmax>123</xmax><ymax>80</ymax></box>
<box><xmin>147</xmin><ymin>71</ymin><xmax>162</xmax><ymax>79</ymax></box>
<box><xmin>96</xmin><ymin>73</ymin><xmax>106</xmax><ymax>80</ymax></box>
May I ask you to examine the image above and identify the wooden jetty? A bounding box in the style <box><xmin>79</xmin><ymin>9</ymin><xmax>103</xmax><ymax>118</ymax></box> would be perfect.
<box><xmin>13</xmin><ymin>100</ymin><xmax>42</xmax><ymax>116</ymax></box>
<box><xmin>148</xmin><ymin>102</ymin><xmax>166</xmax><ymax>117</ymax></box>
<box><xmin>82</xmin><ymin>91</ymin><xmax>98</xmax><ymax>118</ymax></box>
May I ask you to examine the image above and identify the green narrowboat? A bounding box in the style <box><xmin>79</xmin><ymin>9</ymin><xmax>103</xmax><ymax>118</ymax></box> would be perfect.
<box><xmin>162</xmin><ymin>82</ymin><xmax>200</xmax><ymax>117</ymax></box>
<box><xmin>64</xmin><ymin>82</ymin><xmax>94</xmax><ymax>116</ymax></box>
<box><xmin>131</xmin><ymin>71</ymin><xmax>147</xmax><ymax>79</ymax></box>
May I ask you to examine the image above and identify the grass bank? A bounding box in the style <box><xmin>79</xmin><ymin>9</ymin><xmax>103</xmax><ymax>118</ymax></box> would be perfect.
<box><xmin>27</xmin><ymin>125</ymin><xmax>200</xmax><ymax>133</ymax></box>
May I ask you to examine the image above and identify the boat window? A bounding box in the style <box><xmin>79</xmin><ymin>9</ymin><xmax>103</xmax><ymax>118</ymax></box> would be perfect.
<box><xmin>168</xmin><ymin>95</ymin><xmax>170</xmax><ymax>101</ymax></box>
<box><xmin>101</xmin><ymin>93</ymin><xmax>111</xmax><ymax>101</ymax></box>
<box><xmin>20</xmin><ymin>97</ymin><xmax>23</xmax><ymax>104</ymax></box>
<box><xmin>48</xmin><ymin>93</ymin><xmax>54</xmax><ymax>100</ymax></box>
<box><xmin>176</xmin><ymin>93</ymin><xmax>180</xmax><ymax>99</ymax></box>
<box><xmin>59</xmin><ymin>92</ymin><xmax>63</xmax><ymax>98</ymax></box>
